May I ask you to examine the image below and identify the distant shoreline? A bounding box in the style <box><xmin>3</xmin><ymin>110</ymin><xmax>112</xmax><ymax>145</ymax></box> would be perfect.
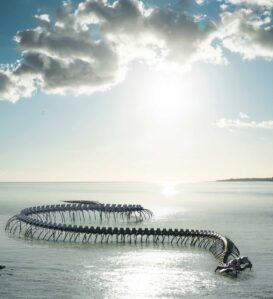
<box><xmin>217</xmin><ymin>177</ymin><xmax>273</xmax><ymax>182</ymax></box>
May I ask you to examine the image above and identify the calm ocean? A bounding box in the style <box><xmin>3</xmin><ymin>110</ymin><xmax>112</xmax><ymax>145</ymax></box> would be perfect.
<box><xmin>0</xmin><ymin>182</ymin><xmax>272</xmax><ymax>299</ymax></box>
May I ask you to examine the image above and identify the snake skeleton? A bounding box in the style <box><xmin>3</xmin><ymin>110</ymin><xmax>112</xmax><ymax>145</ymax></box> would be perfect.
<box><xmin>5</xmin><ymin>201</ymin><xmax>252</xmax><ymax>276</ymax></box>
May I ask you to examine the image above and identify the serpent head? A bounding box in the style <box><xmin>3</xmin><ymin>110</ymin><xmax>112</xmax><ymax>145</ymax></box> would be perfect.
<box><xmin>215</xmin><ymin>256</ymin><xmax>253</xmax><ymax>275</ymax></box>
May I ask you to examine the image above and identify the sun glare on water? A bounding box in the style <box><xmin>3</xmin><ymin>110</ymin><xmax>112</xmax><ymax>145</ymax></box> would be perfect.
<box><xmin>161</xmin><ymin>181</ymin><xmax>178</xmax><ymax>196</ymax></box>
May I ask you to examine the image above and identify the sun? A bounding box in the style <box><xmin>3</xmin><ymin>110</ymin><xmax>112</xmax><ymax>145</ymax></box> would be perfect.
<box><xmin>142</xmin><ymin>72</ymin><xmax>195</xmax><ymax>123</ymax></box>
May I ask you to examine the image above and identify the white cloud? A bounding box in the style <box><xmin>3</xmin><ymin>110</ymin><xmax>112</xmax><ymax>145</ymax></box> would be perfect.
<box><xmin>1</xmin><ymin>0</ymin><xmax>273</xmax><ymax>102</ymax></box>
<box><xmin>217</xmin><ymin>114</ymin><xmax>273</xmax><ymax>129</ymax></box>
<box><xmin>0</xmin><ymin>0</ymin><xmax>224</xmax><ymax>102</ymax></box>
<box><xmin>0</xmin><ymin>70</ymin><xmax>36</xmax><ymax>103</ymax></box>
<box><xmin>239</xmin><ymin>112</ymin><xmax>249</xmax><ymax>119</ymax></box>
<box><xmin>35</xmin><ymin>14</ymin><xmax>50</xmax><ymax>23</ymax></box>
<box><xmin>228</xmin><ymin>0</ymin><xmax>273</xmax><ymax>7</ymax></box>
<box><xmin>75</xmin><ymin>0</ymin><xmax>224</xmax><ymax>65</ymax></box>
<box><xmin>219</xmin><ymin>7</ymin><xmax>273</xmax><ymax>59</ymax></box>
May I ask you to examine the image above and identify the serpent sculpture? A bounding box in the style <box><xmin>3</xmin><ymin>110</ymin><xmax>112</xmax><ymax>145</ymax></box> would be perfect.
<box><xmin>5</xmin><ymin>201</ymin><xmax>252</xmax><ymax>277</ymax></box>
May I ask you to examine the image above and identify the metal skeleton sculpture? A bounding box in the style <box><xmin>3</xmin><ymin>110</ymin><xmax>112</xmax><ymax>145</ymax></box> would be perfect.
<box><xmin>5</xmin><ymin>201</ymin><xmax>252</xmax><ymax>276</ymax></box>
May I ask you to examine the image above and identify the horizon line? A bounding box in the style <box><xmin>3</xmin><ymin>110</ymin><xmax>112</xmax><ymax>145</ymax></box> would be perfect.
<box><xmin>0</xmin><ymin>180</ymin><xmax>204</xmax><ymax>184</ymax></box>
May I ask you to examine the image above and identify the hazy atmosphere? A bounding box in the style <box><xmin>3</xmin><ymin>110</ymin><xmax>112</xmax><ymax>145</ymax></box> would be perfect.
<box><xmin>1</xmin><ymin>0</ymin><xmax>273</xmax><ymax>182</ymax></box>
<box><xmin>1</xmin><ymin>1</ymin><xmax>273</xmax><ymax>298</ymax></box>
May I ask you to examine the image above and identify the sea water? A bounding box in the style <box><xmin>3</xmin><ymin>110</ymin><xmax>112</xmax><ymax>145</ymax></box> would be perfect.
<box><xmin>0</xmin><ymin>182</ymin><xmax>272</xmax><ymax>299</ymax></box>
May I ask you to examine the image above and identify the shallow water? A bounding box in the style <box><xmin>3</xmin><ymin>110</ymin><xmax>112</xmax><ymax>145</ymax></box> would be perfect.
<box><xmin>0</xmin><ymin>182</ymin><xmax>272</xmax><ymax>298</ymax></box>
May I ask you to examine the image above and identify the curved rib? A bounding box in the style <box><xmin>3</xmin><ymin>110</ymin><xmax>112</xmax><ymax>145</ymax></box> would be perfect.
<box><xmin>5</xmin><ymin>202</ymin><xmax>250</xmax><ymax>275</ymax></box>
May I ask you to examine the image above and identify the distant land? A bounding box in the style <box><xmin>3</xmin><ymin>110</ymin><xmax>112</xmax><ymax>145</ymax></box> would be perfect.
<box><xmin>217</xmin><ymin>177</ymin><xmax>273</xmax><ymax>182</ymax></box>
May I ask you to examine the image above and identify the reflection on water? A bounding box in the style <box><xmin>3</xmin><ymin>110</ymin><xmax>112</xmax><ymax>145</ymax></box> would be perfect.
<box><xmin>161</xmin><ymin>181</ymin><xmax>178</xmax><ymax>197</ymax></box>
<box><xmin>81</xmin><ymin>248</ymin><xmax>217</xmax><ymax>299</ymax></box>
<box><xmin>0</xmin><ymin>182</ymin><xmax>273</xmax><ymax>298</ymax></box>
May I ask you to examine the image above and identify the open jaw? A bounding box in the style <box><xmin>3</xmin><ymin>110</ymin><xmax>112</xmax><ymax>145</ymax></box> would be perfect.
<box><xmin>5</xmin><ymin>201</ymin><xmax>252</xmax><ymax>276</ymax></box>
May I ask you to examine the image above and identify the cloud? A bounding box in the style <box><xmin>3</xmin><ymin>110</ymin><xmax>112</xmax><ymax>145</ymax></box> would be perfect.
<box><xmin>227</xmin><ymin>0</ymin><xmax>273</xmax><ymax>7</ymax></box>
<box><xmin>0</xmin><ymin>69</ymin><xmax>36</xmax><ymax>103</ymax></box>
<box><xmin>35</xmin><ymin>14</ymin><xmax>51</xmax><ymax>24</ymax></box>
<box><xmin>75</xmin><ymin>0</ymin><xmax>224</xmax><ymax>65</ymax></box>
<box><xmin>1</xmin><ymin>0</ymin><xmax>273</xmax><ymax>102</ymax></box>
<box><xmin>216</xmin><ymin>114</ymin><xmax>273</xmax><ymax>129</ymax></box>
<box><xmin>219</xmin><ymin>7</ymin><xmax>273</xmax><ymax>59</ymax></box>
<box><xmin>196</xmin><ymin>0</ymin><xmax>205</xmax><ymax>4</ymax></box>
<box><xmin>0</xmin><ymin>0</ymin><xmax>224</xmax><ymax>102</ymax></box>
<box><xmin>239</xmin><ymin>112</ymin><xmax>249</xmax><ymax>119</ymax></box>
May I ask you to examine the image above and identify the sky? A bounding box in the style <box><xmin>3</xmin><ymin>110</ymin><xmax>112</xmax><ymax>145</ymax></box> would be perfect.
<box><xmin>1</xmin><ymin>0</ymin><xmax>273</xmax><ymax>182</ymax></box>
